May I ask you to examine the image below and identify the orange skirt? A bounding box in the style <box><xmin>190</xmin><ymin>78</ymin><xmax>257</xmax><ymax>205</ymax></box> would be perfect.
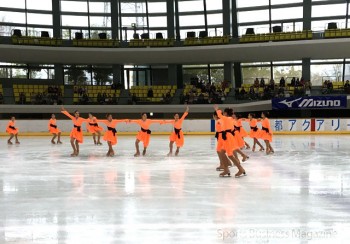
<box><xmin>88</xmin><ymin>125</ymin><xmax>103</xmax><ymax>134</ymax></box>
<box><xmin>103</xmin><ymin>130</ymin><xmax>117</xmax><ymax>145</ymax></box>
<box><xmin>249</xmin><ymin>129</ymin><xmax>260</xmax><ymax>139</ymax></box>
<box><xmin>260</xmin><ymin>130</ymin><xmax>273</xmax><ymax>142</ymax></box>
<box><xmin>136</xmin><ymin>131</ymin><xmax>151</xmax><ymax>147</ymax></box>
<box><xmin>239</xmin><ymin>127</ymin><xmax>248</xmax><ymax>137</ymax></box>
<box><xmin>49</xmin><ymin>127</ymin><xmax>61</xmax><ymax>134</ymax></box>
<box><xmin>6</xmin><ymin>127</ymin><xmax>18</xmax><ymax>135</ymax></box>
<box><xmin>233</xmin><ymin>132</ymin><xmax>245</xmax><ymax>149</ymax></box>
<box><xmin>169</xmin><ymin>131</ymin><xmax>184</xmax><ymax>147</ymax></box>
<box><xmin>223</xmin><ymin>133</ymin><xmax>239</xmax><ymax>156</ymax></box>
<box><xmin>70</xmin><ymin>128</ymin><xmax>83</xmax><ymax>143</ymax></box>
<box><xmin>216</xmin><ymin>134</ymin><xmax>225</xmax><ymax>152</ymax></box>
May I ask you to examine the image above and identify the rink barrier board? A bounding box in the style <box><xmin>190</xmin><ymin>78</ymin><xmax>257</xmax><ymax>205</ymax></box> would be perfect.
<box><xmin>2</xmin><ymin>131</ymin><xmax>350</xmax><ymax>136</ymax></box>
<box><xmin>0</xmin><ymin>118</ymin><xmax>350</xmax><ymax>135</ymax></box>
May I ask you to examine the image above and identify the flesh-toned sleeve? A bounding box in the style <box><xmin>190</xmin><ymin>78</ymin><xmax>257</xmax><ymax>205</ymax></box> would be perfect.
<box><xmin>61</xmin><ymin>110</ymin><xmax>74</xmax><ymax>120</ymax></box>
<box><xmin>180</xmin><ymin>112</ymin><xmax>188</xmax><ymax>121</ymax></box>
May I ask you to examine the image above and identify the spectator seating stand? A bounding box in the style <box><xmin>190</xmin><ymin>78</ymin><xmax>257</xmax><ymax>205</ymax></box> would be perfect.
<box><xmin>11</xmin><ymin>36</ymin><xmax>63</xmax><ymax>46</ymax></box>
<box><xmin>240</xmin><ymin>30</ymin><xmax>312</xmax><ymax>43</ymax></box>
<box><xmin>184</xmin><ymin>36</ymin><xmax>230</xmax><ymax>46</ymax></box>
<box><xmin>130</xmin><ymin>85</ymin><xmax>176</xmax><ymax>103</ymax></box>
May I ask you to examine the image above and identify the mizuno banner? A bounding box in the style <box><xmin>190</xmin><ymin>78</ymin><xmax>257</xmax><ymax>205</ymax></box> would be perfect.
<box><xmin>272</xmin><ymin>96</ymin><xmax>347</xmax><ymax>110</ymax></box>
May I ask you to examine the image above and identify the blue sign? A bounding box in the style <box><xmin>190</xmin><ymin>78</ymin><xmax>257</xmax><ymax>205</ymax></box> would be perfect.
<box><xmin>272</xmin><ymin>96</ymin><xmax>347</xmax><ymax>110</ymax></box>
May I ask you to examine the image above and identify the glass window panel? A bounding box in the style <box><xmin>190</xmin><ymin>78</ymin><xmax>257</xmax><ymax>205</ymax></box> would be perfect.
<box><xmin>210</xmin><ymin>68</ymin><xmax>224</xmax><ymax>83</ymax></box>
<box><xmin>27</xmin><ymin>0</ymin><xmax>52</xmax><ymax>11</ymax></box>
<box><xmin>90</xmin><ymin>16</ymin><xmax>111</xmax><ymax>27</ymax></box>
<box><xmin>311</xmin><ymin>64</ymin><xmax>343</xmax><ymax>85</ymax></box>
<box><xmin>61</xmin><ymin>15</ymin><xmax>89</xmax><ymax>27</ymax></box>
<box><xmin>345</xmin><ymin>63</ymin><xmax>350</xmax><ymax>81</ymax></box>
<box><xmin>179</xmin><ymin>0</ymin><xmax>204</xmax><ymax>12</ymax></box>
<box><xmin>61</xmin><ymin>1</ymin><xmax>88</xmax><ymax>13</ymax></box>
<box><xmin>149</xmin><ymin>17</ymin><xmax>167</xmax><ymax>28</ymax></box>
<box><xmin>271</xmin><ymin>7</ymin><xmax>303</xmax><ymax>20</ymax></box>
<box><xmin>0</xmin><ymin>26</ymin><xmax>26</xmax><ymax>36</ymax></box>
<box><xmin>149</xmin><ymin>30</ymin><xmax>167</xmax><ymax>39</ymax></box>
<box><xmin>238</xmin><ymin>10</ymin><xmax>269</xmax><ymax>23</ymax></box>
<box><xmin>207</xmin><ymin>13</ymin><xmax>223</xmax><ymax>26</ymax></box>
<box><xmin>180</xmin><ymin>29</ymin><xmax>202</xmax><ymax>39</ymax></box>
<box><xmin>206</xmin><ymin>0</ymin><xmax>223</xmax><ymax>10</ymax></box>
<box><xmin>0</xmin><ymin>0</ymin><xmax>25</xmax><ymax>9</ymax></box>
<box><xmin>273</xmin><ymin>65</ymin><xmax>302</xmax><ymax>82</ymax></box>
<box><xmin>242</xmin><ymin>66</ymin><xmax>271</xmax><ymax>84</ymax></box>
<box><xmin>208</xmin><ymin>27</ymin><xmax>223</xmax><ymax>36</ymax></box>
<box><xmin>312</xmin><ymin>19</ymin><xmax>345</xmax><ymax>31</ymax></box>
<box><xmin>180</xmin><ymin>15</ymin><xmax>205</xmax><ymax>27</ymax></box>
<box><xmin>281</xmin><ymin>22</ymin><xmax>303</xmax><ymax>32</ymax></box>
<box><xmin>27</xmin><ymin>13</ymin><xmax>53</xmax><ymax>25</ymax></box>
<box><xmin>0</xmin><ymin>11</ymin><xmax>26</xmax><ymax>24</ymax></box>
<box><xmin>120</xmin><ymin>2</ymin><xmax>146</xmax><ymax>14</ymax></box>
<box><xmin>61</xmin><ymin>29</ymin><xmax>90</xmax><ymax>39</ymax></box>
<box><xmin>90</xmin><ymin>30</ymin><xmax>111</xmax><ymax>39</ymax></box>
<box><xmin>27</xmin><ymin>27</ymin><xmax>53</xmax><ymax>37</ymax></box>
<box><xmin>12</xmin><ymin>68</ymin><xmax>27</xmax><ymax>78</ymax></box>
<box><xmin>312</xmin><ymin>4</ymin><xmax>347</xmax><ymax>17</ymax></box>
<box><xmin>148</xmin><ymin>2</ymin><xmax>166</xmax><ymax>13</ymax></box>
<box><xmin>121</xmin><ymin>16</ymin><xmax>148</xmax><ymax>28</ymax></box>
<box><xmin>239</xmin><ymin>24</ymin><xmax>270</xmax><ymax>36</ymax></box>
<box><xmin>89</xmin><ymin>2</ymin><xmax>111</xmax><ymax>13</ymax></box>
<box><xmin>271</xmin><ymin>0</ymin><xmax>302</xmax><ymax>4</ymax></box>
<box><xmin>236</xmin><ymin>0</ymin><xmax>269</xmax><ymax>8</ymax></box>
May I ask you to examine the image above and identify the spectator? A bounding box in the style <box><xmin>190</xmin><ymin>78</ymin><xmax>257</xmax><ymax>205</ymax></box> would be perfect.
<box><xmin>254</xmin><ymin>78</ymin><xmax>259</xmax><ymax>88</ymax></box>
<box><xmin>269</xmin><ymin>79</ymin><xmax>275</xmax><ymax>90</ymax></box>
<box><xmin>97</xmin><ymin>93</ymin><xmax>103</xmax><ymax>104</ymax></box>
<box><xmin>279</xmin><ymin>77</ymin><xmax>286</xmax><ymax>87</ymax></box>
<box><xmin>0</xmin><ymin>92</ymin><xmax>3</xmax><ymax>104</ymax></box>
<box><xmin>147</xmin><ymin>87</ymin><xmax>153</xmax><ymax>98</ymax></box>
<box><xmin>291</xmin><ymin>77</ymin><xmax>296</xmax><ymax>87</ymax></box>
<box><xmin>239</xmin><ymin>87</ymin><xmax>247</xmax><ymax>99</ymax></box>
<box><xmin>260</xmin><ymin>78</ymin><xmax>265</xmax><ymax>87</ymax></box>
<box><xmin>131</xmin><ymin>93</ymin><xmax>137</xmax><ymax>104</ymax></box>
<box><xmin>19</xmin><ymin>92</ymin><xmax>26</xmax><ymax>104</ymax></box>
<box><xmin>278</xmin><ymin>86</ymin><xmax>285</xmax><ymax>98</ymax></box>
<box><xmin>296</xmin><ymin>78</ymin><xmax>300</xmax><ymax>87</ymax></box>
<box><xmin>344</xmin><ymin>80</ymin><xmax>350</xmax><ymax>94</ymax></box>
<box><xmin>249</xmin><ymin>86</ymin><xmax>255</xmax><ymax>100</ymax></box>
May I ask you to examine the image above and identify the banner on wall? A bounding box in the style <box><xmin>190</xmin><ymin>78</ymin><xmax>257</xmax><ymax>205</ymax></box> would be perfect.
<box><xmin>270</xmin><ymin>118</ymin><xmax>350</xmax><ymax>132</ymax></box>
<box><xmin>272</xmin><ymin>96</ymin><xmax>347</xmax><ymax>110</ymax></box>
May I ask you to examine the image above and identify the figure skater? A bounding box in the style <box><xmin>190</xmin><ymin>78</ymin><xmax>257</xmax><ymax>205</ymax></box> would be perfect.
<box><xmin>247</xmin><ymin>113</ymin><xmax>264</xmax><ymax>152</ymax></box>
<box><xmin>48</xmin><ymin>114</ymin><xmax>62</xmax><ymax>144</ymax></box>
<box><xmin>214</xmin><ymin>105</ymin><xmax>246</xmax><ymax>178</ymax></box>
<box><xmin>97</xmin><ymin>114</ymin><xmax>128</xmax><ymax>157</ymax></box>
<box><xmin>6</xmin><ymin>116</ymin><xmax>20</xmax><ymax>145</ymax></box>
<box><xmin>129</xmin><ymin>113</ymin><xmax>163</xmax><ymax>157</ymax></box>
<box><xmin>61</xmin><ymin>106</ymin><xmax>88</xmax><ymax>156</ymax></box>
<box><xmin>162</xmin><ymin>106</ymin><xmax>189</xmax><ymax>156</ymax></box>
<box><xmin>231</xmin><ymin>113</ymin><xmax>249</xmax><ymax>162</ymax></box>
<box><xmin>260</xmin><ymin>111</ymin><xmax>274</xmax><ymax>154</ymax></box>
<box><xmin>87</xmin><ymin>113</ymin><xmax>103</xmax><ymax>145</ymax></box>
<box><xmin>233</xmin><ymin>113</ymin><xmax>250</xmax><ymax>149</ymax></box>
<box><xmin>213</xmin><ymin>111</ymin><xmax>230</xmax><ymax>171</ymax></box>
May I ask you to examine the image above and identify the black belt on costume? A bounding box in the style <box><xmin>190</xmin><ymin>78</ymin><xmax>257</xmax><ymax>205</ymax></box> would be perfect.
<box><xmin>234</xmin><ymin>125</ymin><xmax>241</xmax><ymax>132</ymax></box>
<box><xmin>141</xmin><ymin>127</ymin><xmax>151</xmax><ymax>134</ymax></box>
<box><xmin>50</xmin><ymin>124</ymin><xmax>57</xmax><ymax>129</ymax></box>
<box><xmin>89</xmin><ymin>123</ymin><xmax>98</xmax><ymax>127</ymax></box>
<box><xmin>174</xmin><ymin>128</ymin><xmax>182</xmax><ymax>139</ymax></box>
<box><xmin>74</xmin><ymin>125</ymin><xmax>81</xmax><ymax>132</ymax></box>
<box><xmin>9</xmin><ymin>126</ymin><xmax>16</xmax><ymax>130</ymax></box>
<box><xmin>262</xmin><ymin>126</ymin><xmax>269</xmax><ymax>133</ymax></box>
<box><xmin>107</xmin><ymin>126</ymin><xmax>117</xmax><ymax>136</ymax></box>
<box><xmin>250</xmin><ymin>126</ymin><xmax>258</xmax><ymax>132</ymax></box>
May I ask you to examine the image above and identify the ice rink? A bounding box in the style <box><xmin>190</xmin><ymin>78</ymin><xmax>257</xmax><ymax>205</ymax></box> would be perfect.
<box><xmin>0</xmin><ymin>135</ymin><xmax>349</xmax><ymax>243</ymax></box>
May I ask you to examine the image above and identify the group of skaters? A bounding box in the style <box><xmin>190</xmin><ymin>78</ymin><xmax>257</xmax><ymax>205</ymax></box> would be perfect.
<box><xmin>5</xmin><ymin>105</ymin><xmax>274</xmax><ymax>178</ymax></box>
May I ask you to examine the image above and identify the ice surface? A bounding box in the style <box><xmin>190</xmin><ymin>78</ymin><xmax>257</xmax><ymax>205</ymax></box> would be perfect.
<box><xmin>0</xmin><ymin>135</ymin><xmax>349</xmax><ymax>243</ymax></box>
